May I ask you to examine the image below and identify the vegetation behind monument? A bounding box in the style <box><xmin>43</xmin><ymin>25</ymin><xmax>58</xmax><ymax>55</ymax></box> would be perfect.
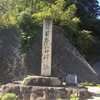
<box><xmin>0</xmin><ymin>0</ymin><xmax>98</xmax><ymax>55</ymax></box>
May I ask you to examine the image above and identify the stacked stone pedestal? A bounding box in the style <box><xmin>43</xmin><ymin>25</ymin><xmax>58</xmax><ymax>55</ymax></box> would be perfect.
<box><xmin>0</xmin><ymin>84</ymin><xmax>92</xmax><ymax>100</ymax></box>
<box><xmin>22</xmin><ymin>76</ymin><xmax>61</xmax><ymax>86</ymax></box>
<box><xmin>0</xmin><ymin>76</ymin><xmax>92</xmax><ymax>100</ymax></box>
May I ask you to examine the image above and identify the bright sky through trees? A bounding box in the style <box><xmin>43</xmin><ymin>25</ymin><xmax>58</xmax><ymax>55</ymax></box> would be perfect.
<box><xmin>98</xmin><ymin>0</ymin><xmax>100</xmax><ymax>5</ymax></box>
<box><xmin>97</xmin><ymin>0</ymin><xmax>100</xmax><ymax>19</ymax></box>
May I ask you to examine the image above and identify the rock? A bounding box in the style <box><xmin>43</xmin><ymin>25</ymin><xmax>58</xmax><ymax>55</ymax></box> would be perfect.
<box><xmin>0</xmin><ymin>83</ymin><xmax>92</xmax><ymax>100</ymax></box>
<box><xmin>0</xmin><ymin>27</ymin><xmax>27</xmax><ymax>82</ymax></box>
<box><xmin>22</xmin><ymin>76</ymin><xmax>61</xmax><ymax>86</ymax></box>
<box><xmin>79</xmin><ymin>88</ymin><xmax>92</xmax><ymax>100</ymax></box>
<box><xmin>1</xmin><ymin>83</ymin><xmax>20</xmax><ymax>95</ymax></box>
<box><xmin>13</xmin><ymin>81</ymin><xmax>22</xmax><ymax>84</ymax></box>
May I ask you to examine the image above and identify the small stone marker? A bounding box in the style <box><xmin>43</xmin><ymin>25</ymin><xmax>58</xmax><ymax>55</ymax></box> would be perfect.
<box><xmin>66</xmin><ymin>74</ymin><xmax>78</xmax><ymax>85</ymax></box>
<box><xmin>41</xmin><ymin>18</ymin><xmax>53</xmax><ymax>76</ymax></box>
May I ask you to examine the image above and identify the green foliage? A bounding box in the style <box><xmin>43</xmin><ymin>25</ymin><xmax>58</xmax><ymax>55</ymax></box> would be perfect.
<box><xmin>17</xmin><ymin>9</ymin><xmax>41</xmax><ymax>52</ymax></box>
<box><xmin>16</xmin><ymin>0</ymin><xmax>78</xmax><ymax>52</ymax></box>
<box><xmin>75</xmin><ymin>0</ymin><xmax>100</xmax><ymax>56</ymax></box>
<box><xmin>33</xmin><ymin>0</ymin><xmax>77</xmax><ymax>23</ymax></box>
<box><xmin>0</xmin><ymin>0</ymin><xmax>18</xmax><ymax>26</ymax></box>
<box><xmin>80</xmin><ymin>82</ymin><xmax>97</xmax><ymax>87</ymax></box>
<box><xmin>77</xmin><ymin>30</ymin><xmax>93</xmax><ymax>53</ymax></box>
<box><xmin>22</xmin><ymin>75</ymin><xmax>34</xmax><ymax>85</ymax></box>
<box><xmin>63</xmin><ymin>17</ymin><xmax>93</xmax><ymax>54</ymax></box>
<box><xmin>70</xmin><ymin>96</ymin><xmax>79</xmax><ymax>100</ymax></box>
<box><xmin>0</xmin><ymin>0</ymin><xmax>38</xmax><ymax>26</ymax></box>
<box><xmin>0</xmin><ymin>93</ymin><xmax>17</xmax><ymax>100</ymax></box>
<box><xmin>0</xmin><ymin>0</ymin><xmax>95</xmax><ymax>54</ymax></box>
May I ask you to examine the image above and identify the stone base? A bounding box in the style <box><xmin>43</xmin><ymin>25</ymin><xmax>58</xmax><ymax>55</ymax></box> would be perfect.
<box><xmin>0</xmin><ymin>76</ymin><xmax>93</xmax><ymax>100</ymax></box>
<box><xmin>22</xmin><ymin>76</ymin><xmax>61</xmax><ymax>86</ymax></box>
<box><xmin>0</xmin><ymin>83</ymin><xmax>92</xmax><ymax>100</ymax></box>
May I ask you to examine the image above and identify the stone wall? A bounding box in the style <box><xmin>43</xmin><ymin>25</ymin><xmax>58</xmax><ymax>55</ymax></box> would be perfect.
<box><xmin>0</xmin><ymin>27</ymin><xmax>27</xmax><ymax>82</ymax></box>
<box><xmin>0</xmin><ymin>83</ymin><xmax>92</xmax><ymax>100</ymax></box>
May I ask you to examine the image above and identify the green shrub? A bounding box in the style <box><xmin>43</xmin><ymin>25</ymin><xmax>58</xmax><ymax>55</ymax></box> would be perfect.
<box><xmin>70</xmin><ymin>94</ymin><xmax>79</xmax><ymax>100</ymax></box>
<box><xmin>1</xmin><ymin>93</ymin><xmax>17</xmax><ymax>100</ymax></box>
<box><xmin>22</xmin><ymin>75</ymin><xmax>34</xmax><ymax>85</ymax></box>
<box><xmin>17</xmin><ymin>9</ymin><xmax>41</xmax><ymax>52</ymax></box>
<box><xmin>0</xmin><ymin>94</ymin><xmax>2</xmax><ymax>100</ymax></box>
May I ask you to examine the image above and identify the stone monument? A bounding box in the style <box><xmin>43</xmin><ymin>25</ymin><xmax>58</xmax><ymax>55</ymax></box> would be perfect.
<box><xmin>35</xmin><ymin>18</ymin><xmax>61</xmax><ymax>86</ymax></box>
<box><xmin>21</xmin><ymin>18</ymin><xmax>61</xmax><ymax>86</ymax></box>
<box><xmin>41</xmin><ymin>18</ymin><xmax>52</xmax><ymax>76</ymax></box>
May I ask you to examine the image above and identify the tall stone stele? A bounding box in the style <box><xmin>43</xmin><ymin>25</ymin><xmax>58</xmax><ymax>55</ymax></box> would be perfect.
<box><xmin>41</xmin><ymin>18</ymin><xmax>53</xmax><ymax>76</ymax></box>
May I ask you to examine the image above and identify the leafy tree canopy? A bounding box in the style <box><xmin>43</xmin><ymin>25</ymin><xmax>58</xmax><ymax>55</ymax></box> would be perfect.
<box><xmin>0</xmin><ymin>0</ymin><xmax>95</xmax><ymax>55</ymax></box>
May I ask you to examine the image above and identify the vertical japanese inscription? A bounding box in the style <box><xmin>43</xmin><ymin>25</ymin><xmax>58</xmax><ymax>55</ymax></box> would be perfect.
<box><xmin>41</xmin><ymin>19</ymin><xmax>53</xmax><ymax>76</ymax></box>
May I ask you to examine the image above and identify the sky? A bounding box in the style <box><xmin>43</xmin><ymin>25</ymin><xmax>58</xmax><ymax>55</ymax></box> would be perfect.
<box><xmin>98</xmin><ymin>0</ymin><xmax>100</xmax><ymax>5</ymax></box>
<box><xmin>97</xmin><ymin>0</ymin><xmax>100</xmax><ymax>19</ymax></box>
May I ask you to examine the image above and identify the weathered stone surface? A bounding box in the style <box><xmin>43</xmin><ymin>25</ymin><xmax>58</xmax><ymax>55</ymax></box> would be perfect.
<box><xmin>22</xmin><ymin>76</ymin><xmax>61</xmax><ymax>86</ymax></box>
<box><xmin>0</xmin><ymin>27</ymin><xmax>27</xmax><ymax>82</ymax></box>
<box><xmin>0</xmin><ymin>83</ymin><xmax>92</xmax><ymax>100</ymax></box>
<box><xmin>41</xmin><ymin>19</ymin><xmax>52</xmax><ymax>76</ymax></box>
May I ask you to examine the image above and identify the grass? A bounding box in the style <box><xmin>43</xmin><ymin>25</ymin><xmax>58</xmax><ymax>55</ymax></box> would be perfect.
<box><xmin>70</xmin><ymin>96</ymin><xmax>79</xmax><ymax>100</ymax></box>
<box><xmin>79</xmin><ymin>82</ymin><xmax>100</xmax><ymax>88</ymax></box>
<box><xmin>96</xmin><ymin>84</ymin><xmax>100</xmax><ymax>88</ymax></box>
<box><xmin>79</xmin><ymin>82</ymin><xmax>100</xmax><ymax>94</ymax></box>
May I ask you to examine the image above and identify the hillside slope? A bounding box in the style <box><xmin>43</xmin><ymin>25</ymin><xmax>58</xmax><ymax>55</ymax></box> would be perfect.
<box><xmin>24</xmin><ymin>26</ymin><xmax>98</xmax><ymax>82</ymax></box>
